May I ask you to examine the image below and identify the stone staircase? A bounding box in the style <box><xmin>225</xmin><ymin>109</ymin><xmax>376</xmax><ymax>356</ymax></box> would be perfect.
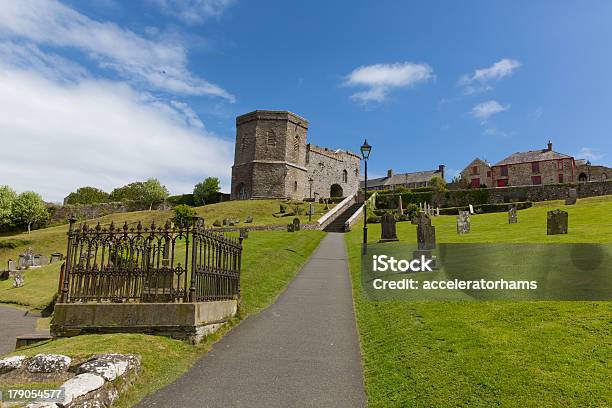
<box><xmin>323</xmin><ymin>203</ymin><xmax>362</xmax><ymax>233</ymax></box>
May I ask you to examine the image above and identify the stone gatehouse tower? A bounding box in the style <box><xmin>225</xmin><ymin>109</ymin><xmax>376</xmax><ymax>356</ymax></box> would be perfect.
<box><xmin>231</xmin><ymin>110</ymin><xmax>360</xmax><ymax>200</ymax></box>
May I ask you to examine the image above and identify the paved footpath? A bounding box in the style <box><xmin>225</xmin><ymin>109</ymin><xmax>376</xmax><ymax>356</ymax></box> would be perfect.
<box><xmin>138</xmin><ymin>232</ymin><xmax>366</xmax><ymax>408</ymax></box>
<box><xmin>0</xmin><ymin>305</ymin><xmax>39</xmax><ymax>355</ymax></box>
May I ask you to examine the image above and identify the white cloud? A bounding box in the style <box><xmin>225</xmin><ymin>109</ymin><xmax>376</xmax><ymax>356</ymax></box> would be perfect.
<box><xmin>344</xmin><ymin>62</ymin><xmax>434</xmax><ymax>103</ymax></box>
<box><xmin>151</xmin><ymin>0</ymin><xmax>235</xmax><ymax>23</ymax></box>
<box><xmin>459</xmin><ymin>58</ymin><xmax>521</xmax><ymax>94</ymax></box>
<box><xmin>471</xmin><ymin>100</ymin><xmax>510</xmax><ymax>121</ymax></box>
<box><xmin>0</xmin><ymin>0</ymin><xmax>234</xmax><ymax>101</ymax></box>
<box><xmin>577</xmin><ymin>147</ymin><xmax>604</xmax><ymax>162</ymax></box>
<box><xmin>483</xmin><ymin>127</ymin><xmax>510</xmax><ymax>137</ymax></box>
<box><xmin>0</xmin><ymin>63</ymin><xmax>233</xmax><ymax>202</ymax></box>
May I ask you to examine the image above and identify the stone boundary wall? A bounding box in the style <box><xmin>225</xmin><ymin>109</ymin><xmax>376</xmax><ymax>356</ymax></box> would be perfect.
<box><xmin>48</xmin><ymin>201</ymin><xmax>173</xmax><ymax>223</ymax></box>
<box><xmin>431</xmin><ymin>180</ymin><xmax>612</xmax><ymax>207</ymax></box>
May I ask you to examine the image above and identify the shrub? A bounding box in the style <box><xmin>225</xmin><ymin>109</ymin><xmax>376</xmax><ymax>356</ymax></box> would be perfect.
<box><xmin>279</xmin><ymin>203</ymin><xmax>287</xmax><ymax>213</ymax></box>
<box><xmin>404</xmin><ymin>203</ymin><xmax>419</xmax><ymax>219</ymax></box>
<box><xmin>367</xmin><ymin>214</ymin><xmax>381</xmax><ymax>224</ymax></box>
<box><xmin>171</xmin><ymin>204</ymin><xmax>197</xmax><ymax>228</ymax></box>
<box><xmin>429</xmin><ymin>176</ymin><xmax>446</xmax><ymax>192</ymax></box>
<box><xmin>0</xmin><ymin>239</ymin><xmax>33</xmax><ymax>249</ymax></box>
<box><xmin>167</xmin><ymin>194</ymin><xmax>195</xmax><ymax>206</ymax></box>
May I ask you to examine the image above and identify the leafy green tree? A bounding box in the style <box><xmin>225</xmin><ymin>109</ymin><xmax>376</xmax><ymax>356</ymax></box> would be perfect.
<box><xmin>110</xmin><ymin>182</ymin><xmax>145</xmax><ymax>203</ymax></box>
<box><xmin>12</xmin><ymin>191</ymin><xmax>49</xmax><ymax>233</ymax></box>
<box><xmin>429</xmin><ymin>176</ymin><xmax>447</xmax><ymax>192</ymax></box>
<box><xmin>142</xmin><ymin>178</ymin><xmax>169</xmax><ymax>210</ymax></box>
<box><xmin>0</xmin><ymin>185</ymin><xmax>17</xmax><ymax>228</ymax></box>
<box><xmin>65</xmin><ymin>186</ymin><xmax>110</xmax><ymax>205</ymax></box>
<box><xmin>193</xmin><ymin>177</ymin><xmax>221</xmax><ymax>205</ymax></box>
<box><xmin>172</xmin><ymin>204</ymin><xmax>197</xmax><ymax>228</ymax></box>
<box><xmin>110</xmin><ymin>179</ymin><xmax>169</xmax><ymax>210</ymax></box>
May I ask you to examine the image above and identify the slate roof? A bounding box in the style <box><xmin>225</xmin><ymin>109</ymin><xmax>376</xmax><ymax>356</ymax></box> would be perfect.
<box><xmin>360</xmin><ymin>169</ymin><xmax>441</xmax><ymax>189</ymax></box>
<box><xmin>493</xmin><ymin>149</ymin><xmax>573</xmax><ymax>166</ymax></box>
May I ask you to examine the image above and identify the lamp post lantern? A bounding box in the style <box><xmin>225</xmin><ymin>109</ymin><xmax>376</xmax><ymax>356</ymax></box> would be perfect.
<box><xmin>360</xmin><ymin>139</ymin><xmax>372</xmax><ymax>255</ymax></box>
<box><xmin>308</xmin><ymin>177</ymin><xmax>314</xmax><ymax>222</ymax></box>
<box><xmin>586</xmin><ymin>160</ymin><xmax>591</xmax><ymax>182</ymax></box>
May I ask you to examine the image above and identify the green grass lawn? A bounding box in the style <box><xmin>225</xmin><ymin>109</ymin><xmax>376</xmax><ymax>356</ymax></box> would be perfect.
<box><xmin>1</xmin><ymin>229</ymin><xmax>326</xmax><ymax>407</ymax></box>
<box><xmin>0</xmin><ymin>199</ymin><xmax>332</xmax><ymax>266</ymax></box>
<box><xmin>346</xmin><ymin>196</ymin><xmax>612</xmax><ymax>407</ymax></box>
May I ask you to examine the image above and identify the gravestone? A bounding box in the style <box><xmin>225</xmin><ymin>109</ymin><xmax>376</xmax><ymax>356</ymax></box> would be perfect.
<box><xmin>292</xmin><ymin>218</ymin><xmax>301</xmax><ymax>231</ymax></box>
<box><xmin>398</xmin><ymin>195</ymin><xmax>403</xmax><ymax>215</ymax></box>
<box><xmin>547</xmin><ymin>209</ymin><xmax>568</xmax><ymax>235</ymax></box>
<box><xmin>32</xmin><ymin>255</ymin><xmax>49</xmax><ymax>267</ymax></box>
<box><xmin>13</xmin><ymin>272</ymin><xmax>24</xmax><ymax>288</ymax></box>
<box><xmin>565</xmin><ymin>188</ymin><xmax>577</xmax><ymax>205</ymax></box>
<box><xmin>469</xmin><ymin>204</ymin><xmax>475</xmax><ymax>215</ymax></box>
<box><xmin>287</xmin><ymin>223</ymin><xmax>294</xmax><ymax>232</ymax></box>
<box><xmin>50</xmin><ymin>253</ymin><xmax>63</xmax><ymax>263</ymax></box>
<box><xmin>8</xmin><ymin>259</ymin><xmax>17</xmax><ymax>271</ymax></box>
<box><xmin>222</xmin><ymin>218</ymin><xmax>230</xmax><ymax>226</ymax></box>
<box><xmin>379</xmin><ymin>213</ymin><xmax>399</xmax><ymax>242</ymax></box>
<box><xmin>414</xmin><ymin>213</ymin><xmax>436</xmax><ymax>250</ymax></box>
<box><xmin>245</xmin><ymin>215</ymin><xmax>253</xmax><ymax>223</ymax></box>
<box><xmin>239</xmin><ymin>228</ymin><xmax>249</xmax><ymax>239</ymax></box>
<box><xmin>435</xmin><ymin>207</ymin><xmax>440</xmax><ymax>217</ymax></box>
<box><xmin>18</xmin><ymin>247</ymin><xmax>35</xmax><ymax>269</ymax></box>
<box><xmin>456</xmin><ymin>211</ymin><xmax>471</xmax><ymax>234</ymax></box>
<box><xmin>508</xmin><ymin>207</ymin><xmax>518</xmax><ymax>224</ymax></box>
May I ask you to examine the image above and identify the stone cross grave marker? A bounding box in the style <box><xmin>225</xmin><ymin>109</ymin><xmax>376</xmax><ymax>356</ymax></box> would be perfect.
<box><xmin>457</xmin><ymin>211</ymin><xmax>471</xmax><ymax>234</ymax></box>
<box><xmin>292</xmin><ymin>218</ymin><xmax>301</xmax><ymax>231</ymax></box>
<box><xmin>508</xmin><ymin>207</ymin><xmax>518</xmax><ymax>224</ymax></box>
<box><xmin>379</xmin><ymin>213</ymin><xmax>399</xmax><ymax>242</ymax></box>
<box><xmin>547</xmin><ymin>209</ymin><xmax>568</xmax><ymax>235</ymax></box>
<box><xmin>565</xmin><ymin>188</ymin><xmax>577</xmax><ymax>205</ymax></box>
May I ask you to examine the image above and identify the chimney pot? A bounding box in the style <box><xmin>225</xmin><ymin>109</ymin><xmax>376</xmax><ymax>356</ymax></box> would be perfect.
<box><xmin>438</xmin><ymin>164</ymin><xmax>445</xmax><ymax>180</ymax></box>
<box><xmin>547</xmin><ymin>141</ymin><xmax>553</xmax><ymax>151</ymax></box>
<box><xmin>387</xmin><ymin>169</ymin><xmax>393</xmax><ymax>178</ymax></box>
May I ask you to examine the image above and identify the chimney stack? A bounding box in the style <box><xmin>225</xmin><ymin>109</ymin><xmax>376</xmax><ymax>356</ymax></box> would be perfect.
<box><xmin>387</xmin><ymin>169</ymin><xmax>393</xmax><ymax>178</ymax></box>
<box><xmin>438</xmin><ymin>164</ymin><xmax>445</xmax><ymax>180</ymax></box>
<box><xmin>547</xmin><ymin>141</ymin><xmax>553</xmax><ymax>151</ymax></box>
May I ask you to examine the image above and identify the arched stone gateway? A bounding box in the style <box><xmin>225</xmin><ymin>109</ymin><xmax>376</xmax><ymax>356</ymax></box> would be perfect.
<box><xmin>578</xmin><ymin>173</ymin><xmax>588</xmax><ymax>183</ymax></box>
<box><xmin>330</xmin><ymin>184</ymin><xmax>343</xmax><ymax>198</ymax></box>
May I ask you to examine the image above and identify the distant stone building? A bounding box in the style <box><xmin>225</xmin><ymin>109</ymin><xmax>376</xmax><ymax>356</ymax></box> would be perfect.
<box><xmin>491</xmin><ymin>141</ymin><xmax>576</xmax><ymax>187</ymax></box>
<box><xmin>460</xmin><ymin>158</ymin><xmax>493</xmax><ymax>188</ymax></box>
<box><xmin>575</xmin><ymin>160</ymin><xmax>610</xmax><ymax>182</ymax></box>
<box><xmin>360</xmin><ymin>166</ymin><xmax>445</xmax><ymax>191</ymax></box>
<box><xmin>231</xmin><ymin>110</ymin><xmax>360</xmax><ymax>200</ymax></box>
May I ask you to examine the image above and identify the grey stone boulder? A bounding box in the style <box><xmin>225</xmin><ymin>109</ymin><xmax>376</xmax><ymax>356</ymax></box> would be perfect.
<box><xmin>0</xmin><ymin>355</ymin><xmax>26</xmax><ymax>374</ymax></box>
<box><xmin>27</xmin><ymin>354</ymin><xmax>71</xmax><ymax>373</ymax></box>
<box><xmin>60</xmin><ymin>373</ymin><xmax>105</xmax><ymax>406</ymax></box>
<box><xmin>77</xmin><ymin>354</ymin><xmax>139</xmax><ymax>381</ymax></box>
<box><xmin>24</xmin><ymin>402</ymin><xmax>59</xmax><ymax>408</ymax></box>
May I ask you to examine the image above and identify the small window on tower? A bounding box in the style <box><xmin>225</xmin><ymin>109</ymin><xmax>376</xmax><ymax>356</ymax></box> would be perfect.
<box><xmin>241</xmin><ymin>136</ymin><xmax>248</xmax><ymax>152</ymax></box>
<box><xmin>342</xmin><ymin>169</ymin><xmax>348</xmax><ymax>183</ymax></box>
<box><xmin>294</xmin><ymin>181</ymin><xmax>298</xmax><ymax>191</ymax></box>
<box><xmin>266</xmin><ymin>130</ymin><xmax>276</xmax><ymax>147</ymax></box>
<box><xmin>294</xmin><ymin>135</ymin><xmax>300</xmax><ymax>152</ymax></box>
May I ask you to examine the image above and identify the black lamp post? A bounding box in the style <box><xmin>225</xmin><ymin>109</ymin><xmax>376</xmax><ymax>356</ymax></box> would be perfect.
<box><xmin>586</xmin><ymin>160</ymin><xmax>591</xmax><ymax>182</ymax></box>
<box><xmin>308</xmin><ymin>177</ymin><xmax>314</xmax><ymax>222</ymax></box>
<box><xmin>360</xmin><ymin>139</ymin><xmax>372</xmax><ymax>255</ymax></box>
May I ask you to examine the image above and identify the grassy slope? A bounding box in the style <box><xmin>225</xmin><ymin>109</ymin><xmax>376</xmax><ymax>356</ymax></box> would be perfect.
<box><xmin>1</xmin><ymin>230</ymin><xmax>326</xmax><ymax>407</ymax></box>
<box><xmin>346</xmin><ymin>196</ymin><xmax>612</xmax><ymax>407</ymax></box>
<box><xmin>0</xmin><ymin>199</ymin><xmax>332</xmax><ymax>266</ymax></box>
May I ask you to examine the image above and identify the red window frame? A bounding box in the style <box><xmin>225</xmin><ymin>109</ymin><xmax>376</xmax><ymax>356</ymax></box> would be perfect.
<box><xmin>558</xmin><ymin>173</ymin><xmax>564</xmax><ymax>183</ymax></box>
<box><xmin>532</xmin><ymin>162</ymin><xmax>540</xmax><ymax>173</ymax></box>
<box><xmin>500</xmin><ymin>166</ymin><xmax>508</xmax><ymax>177</ymax></box>
<box><xmin>532</xmin><ymin>175</ymin><xmax>542</xmax><ymax>185</ymax></box>
<box><xmin>557</xmin><ymin>160</ymin><xmax>564</xmax><ymax>171</ymax></box>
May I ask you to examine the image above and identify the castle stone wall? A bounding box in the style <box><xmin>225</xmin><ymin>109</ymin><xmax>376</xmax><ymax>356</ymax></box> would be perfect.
<box><xmin>306</xmin><ymin>145</ymin><xmax>360</xmax><ymax>199</ymax></box>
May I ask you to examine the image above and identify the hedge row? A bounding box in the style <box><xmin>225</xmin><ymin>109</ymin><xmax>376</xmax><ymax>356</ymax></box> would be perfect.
<box><xmin>375</xmin><ymin>191</ymin><xmax>433</xmax><ymax>209</ymax></box>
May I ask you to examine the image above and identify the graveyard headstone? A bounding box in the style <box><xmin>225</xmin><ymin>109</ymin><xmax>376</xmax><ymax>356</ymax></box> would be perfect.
<box><xmin>508</xmin><ymin>207</ymin><xmax>518</xmax><ymax>224</ymax></box>
<box><xmin>469</xmin><ymin>204</ymin><xmax>475</xmax><ymax>215</ymax></box>
<box><xmin>565</xmin><ymin>188</ymin><xmax>577</xmax><ymax>205</ymax></box>
<box><xmin>50</xmin><ymin>253</ymin><xmax>63</xmax><ymax>263</ymax></box>
<box><xmin>13</xmin><ymin>272</ymin><xmax>24</xmax><ymax>288</ymax></box>
<box><xmin>415</xmin><ymin>213</ymin><xmax>436</xmax><ymax>250</ymax></box>
<box><xmin>379</xmin><ymin>213</ymin><xmax>399</xmax><ymax>242</ymax></box>
<box><xmin>8</xmin><ymin>259</ymin><xmax>16</xmax><ymax>271</ymax></box>
<box><xmin>239</xmin><ymin>228</ymin><xmax>249</xmax><ymax>239</ymax></box>
<box><xmin>457</xmin><ymin>211</ymin><xmax>471</xmax><ymax>234</ymax></box>
<box><xmin>245</xmin><ymin>215</ymin><xmax>253</xmax><ymax>223</ymax></box>
<box><xmin>547</xmin><ymin>209</ymin><xmax>568</xmax><ymax>235</ymax></box>
<box><xmin>292</xmin><ymin>218</ymin><xmax>301</xmax><ymax>231</ymax></box>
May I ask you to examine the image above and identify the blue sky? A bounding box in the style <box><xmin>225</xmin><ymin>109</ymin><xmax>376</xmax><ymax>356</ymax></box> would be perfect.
<box><xmin>1</xmin><ymin>0</ymin><xmax>611</xmax><ymax>201</ymax></box>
